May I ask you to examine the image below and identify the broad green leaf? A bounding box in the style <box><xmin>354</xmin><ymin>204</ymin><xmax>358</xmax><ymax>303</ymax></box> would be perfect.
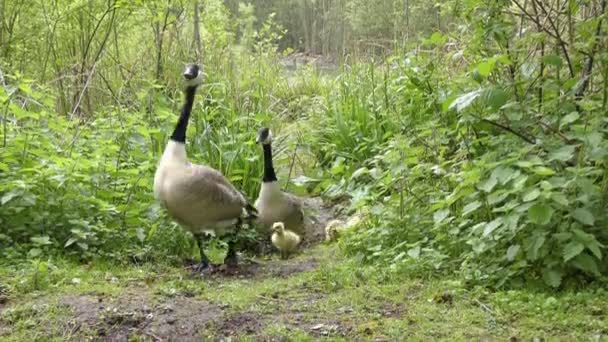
<box><xmin>481</xmin><ymin>87</ymin><xmax>509</xmax><ymax>110</ymax></box>
<box><xmin>31</xmin><ymin>236</ymin><xmax>52</xmax><ymax>246</ymax></box>
<box><xmin>571</xmin><ymin>253</ymin><xmax>600</xmax><ymax>275</ymax></box>
<box><xmin>572</xmin><ymin>228</ymin><xmax>602</xmax><ymax>259</ymax></box>
<box><xmin>573</xmin><ymin>208</ymin><xmax>595</xmax><ymax>226</ymax></box>
<box><xmin>28</xmin><ymin>248</ymin><xmax>42</xmax><ymax>258</ymax></box>
<box><xmin>427</xmin><ymin>32</ymin><xmax>447</xmax><ymax>45</ymax></box>
<box><xmin>563</xmin><ymin>241</ymin><xmax>584</xmax><ymax>261</ymax></box>
<box><xmin>542</xmin><ymin>54</ymin><xmax>563</xmax><ymax>67</ymax></box>
<box><xmin>64</xmin><ymin>238</ymin><xmax>77</xmax><ymax>248</ymax></box>
<box><xmin>449</xmin><ymin>89</ymin><xmax>482</xmax><ymax>112</ymax></box>
<box><xmin>528</xmin><ymin>234</ymin><xmax>546</xmax><ymax>260</ymax></box>
<box><xmin>506</xmin><ymin>244</ymin><xmax>520</xmax><ymax>261</ymax></box>
<box><xmin>407</xmin><ymin>246</ymin><xmax>421</xmax><ymax>259</ymax></box>
<box><xmin>476</xmin><ymin>61</ymin><xmax>494</xmax><ymax>76</ymax></box>
<box><xmin>542</xmin><ymin>268</ymin><xmax>563</xmax><ymax>288</ymax></box>
<box><xmin>549</xmin><ymin>145</ymin><xmax>575</xmax><ymax>162</ymax></box>
<box><xmin>527</xmin><ymin>203</ymin><xmax>554</xmax><ymax>225</ymax></box>
<box><xmin>1</xmin><ymin>191</ymin><xmax>19</xmax><ymax>205</ymax></box>
<box><xmin>136</xmin><ymin>228</ymin><xmax>146</xmax><ymax>243</ymax></box>
<box><xmin>433</xmin><ymin>209</ymin><xmax>450</xmax><ymax>225</ymax></box>
<box><xmin>488</xmin><ymin>191</ymin><xmax>508</xmax><ymax>205</ymax></box>
<box><xmin>560</xmin><ymin>112</ymin><xmax>580</xmax><ymax>128</ymax></box>
<box><xmin>462</xmin><ymin>200</ymin><xmax>482</xmax><ymax>216</ymax></box>
<box><xmin>522</xmin><ymin>188</ymin><xmax>540</xmax><ymax>202</ymax></box>
<box><xmin>478</xmin><ymin>176</ymin><xmax>497</xmax><ymax>193</ymax></box>
<box><xmin>483</xmin><ymin>217</ymin><xmax>503</xmax><ymax>236</ymax></box>
<box><xmin>491</xmin><ymin>166</ymin><xmax>516</xmax><ymax>185</ymax></box>
<box><xmin>550</xmin><ymin>192</ymin><xmax>569</xmax><ymax>206</ymax></box>
<box><xmin>533</xmin><ymin>167</ymin><xmax>555</xmax><ymax>176</ymax></box>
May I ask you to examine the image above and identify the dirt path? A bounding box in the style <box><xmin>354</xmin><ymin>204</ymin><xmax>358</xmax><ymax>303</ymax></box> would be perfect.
<box><xmin>3</xmin><ymin>196</ymin><xmax>604</xmax><ymax>341</ymax></box>
<box><xmin>1</xmin><ymin>196</ymin><xmax>351</xmax><ymax>341</ymax></box>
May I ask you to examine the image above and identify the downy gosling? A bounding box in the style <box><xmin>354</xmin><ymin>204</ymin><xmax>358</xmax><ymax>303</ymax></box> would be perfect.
<box><xmin>271</xmin><ymin>222</ymin><xmax>301</xmax><ymax>259</ymax></box>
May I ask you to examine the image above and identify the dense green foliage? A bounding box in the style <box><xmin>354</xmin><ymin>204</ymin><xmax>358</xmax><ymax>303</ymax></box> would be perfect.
<box><xmin>1</xmin><ymin>0</ymin><xmax>607</xmax><ymax>289</ymax></box>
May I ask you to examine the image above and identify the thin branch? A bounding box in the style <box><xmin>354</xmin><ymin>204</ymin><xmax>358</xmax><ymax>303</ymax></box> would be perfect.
<box><xmin>512</xmin><ymin>0</ymin><xmax>574</xmax><ymax>77</ymax></box>
<box><xmin>574</xmin><ymin>0</ymin><xmax>607</xmax><ymax>100</ymax></box>
<box><xmin>533</xmin><ymin>0</ymin><xmax>575</xmax><ymax>77</ymax></box>
<box><xmin>479</xmin><ymin>117</ymin><xmax>537</xmax><ymax>145</ymax></box>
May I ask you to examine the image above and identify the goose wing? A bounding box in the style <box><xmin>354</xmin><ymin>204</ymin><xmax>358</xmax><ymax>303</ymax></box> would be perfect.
<box><xmin>283</xmin><ymin>192</ymin><xmax>305</xmax><ymax>233</ymax></box>
<box><xmin>164</xmin><ymin>164</ymin><xmax>252</xmax><ymax>229</ymax></box>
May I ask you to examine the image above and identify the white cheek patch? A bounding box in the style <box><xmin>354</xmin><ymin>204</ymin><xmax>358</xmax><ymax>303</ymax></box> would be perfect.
<box><xmin>184</xmin><ymin>71</ymin><xmax>204</xmax><ymax>87</ymax></box>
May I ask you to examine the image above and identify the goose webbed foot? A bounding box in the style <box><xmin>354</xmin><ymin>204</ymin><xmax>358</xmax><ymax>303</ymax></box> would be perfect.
<box><xmin>189</xmin><ymin>233</ymin><xmax>215</xmax><ymax>275</ymax></box>
<box><xmin>189</xmin><ymin>260</ymin><xmax>216</xmax><ymax>274</ymax></box>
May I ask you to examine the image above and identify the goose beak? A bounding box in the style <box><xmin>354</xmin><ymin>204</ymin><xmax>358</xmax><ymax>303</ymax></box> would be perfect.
<box><xmin>255</xmin><ymin>135</ymin><xmax>261</xmax><ymax>144</ymax></box>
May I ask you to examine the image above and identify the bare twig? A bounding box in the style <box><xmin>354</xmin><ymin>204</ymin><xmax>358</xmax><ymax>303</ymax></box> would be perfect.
<box><xmin>513</xmin><ymin>0</ymin><xmax>574</xmax><ymax>77</ymax></box>
<box><xmin>574</xmin><ymin>0</ymin><xmax>607</xmax><ymax>100</ymax></box>
<box><xmin>533</xmin><ymin>0</ymin><xmax>575</xmax><ymax>78</ymax></box>
<box><xmin>479</xmin><ymin>117</ymin><xmax>536</xmax><ymax>145</ymax></box>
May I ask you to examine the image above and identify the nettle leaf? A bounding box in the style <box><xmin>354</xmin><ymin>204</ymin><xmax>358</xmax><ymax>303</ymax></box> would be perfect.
<box><xmin>542</xmin><ymin>268</ymin><xmax>563</xmax><ymax>288</ymax></box>
<box><xmin>527</xmin><ymin>203</ymin><xmax>554</xmax><ymax>225</ymax></box>
<box><xmin>488</xmin><ymin>192</ymin><xmax>509</xmax><ymax>205</ymax></box>
<box><xmin>572</xmin><ymin>228</ymin><xmax>602</xmax><ymax>259</ymax></box>
<box><xmin>481</xmin><ymin>87</ymin><xmax>509</xmax><ymax>110</ymax></box>
<box><xmin>527</xmin><ymin>234</ymin><xmax>546</xmax><ymax>260</ymax></box>
<box><xmin>407</xmin><ymin>246</ymin><xmax>421</xmax><ymax>259</ymax></box>
<box><xmin>571</xmin><ymin>253</ymin><xmax>600</xmax><ymax>275</ymax></box>
<box><xmin>542</xmin><ymin>54</ymin><xmax>563</xmax><ymax>67</ymax></box>
<box><xmin>550</xmin><ymin>192</ymin><xmax>569</xmax><ymax>206</ymax></box>
<box><xmin>573</xmin><ymin>208</ymin><xmax>595</xmax><ymax>226</ymax></box>
<box><xmin>449</xmin><ymin>89</ymin><xmax>482</xmax><ymax>112</ymax></box>
<box><xmin>478</xmin><ymin>176</ymin><xmax>497</xmax><ymax>193</ymax></box>
<box><xmin>31</xmin><ymin>236</ymin><xmax>52</xmax><ymax>246</ymax></box>
<box><xmin>533</xmin><ymin>167</ymin><xmax>555</xmax><ymax>176</ymax></box>
<box><xmin>476</xmin><ymin>60</ymin><xmax>495</xmax><ymax>76</ymax></box>
<box><xmin>136</xmin><ymin>228</ymin><xmax>146</xmax><ymax>243</ymax></box>
<box><xmin>1</xmin><ymin>190</ymin><xmax>20</xmax><ymax>205</ymax></box>
<box><xmin>491</xmin><ymin>166</ymin><xmax>517</xmax><ymax>185</ymax></box>
<box><xmin>462</xmin><ymin>200</ymin><xmax>482</xmax><ymax>216</ymax></box>
<box><xmin>560</xmin><ymin>112</ymin><xmax>580</xmax><ymax>128</ymax></box>
<box><xmin>433</xmin><ymin>209</ymin><xmax>450</xmax><ymax>225</ymax></box>
<box><xmin>64</xmin><ymin>238</ymin><xmax>77</xmax><ymax>248</ymax></box>
<box><xmin>483</xmin><ymin>217</ymin><xmax>503</xmax><ymax>237</ymax></box>
<box><xmin>522</xmin><ymin>188</ymin><xmax>541</xmax><ymax>202</ymax></box>
<box><xmin>549</xmin><ymin>145</ymin><xmax>575</xmax><ymax>162</ymax></box>
<box><xmin>563</xmin><ymin>241</ymin><xmax>585</xmax><ymax>262</ymax></box>
<box><xmin>506</xmin><ymin>244</ymin><xmax>520</xmax><ymax>261</ymax></box>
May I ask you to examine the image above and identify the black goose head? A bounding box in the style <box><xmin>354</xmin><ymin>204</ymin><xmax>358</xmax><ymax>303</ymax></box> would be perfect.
<box><xmin>183</xmin><ymin>63</ymin><xmax>203</xmax><ymax>87</ymax></box>
<box><xmin>256</xmin><ymin>127</ymin><xmax>272</xmax><ymax>145</ymax></box>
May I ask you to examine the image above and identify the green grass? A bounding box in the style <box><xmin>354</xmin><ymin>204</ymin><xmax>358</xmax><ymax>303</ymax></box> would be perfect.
<box><xmin>1</xmin><ymin>245</ymin><xmax>607</xmax><ymax>341</ymax></box>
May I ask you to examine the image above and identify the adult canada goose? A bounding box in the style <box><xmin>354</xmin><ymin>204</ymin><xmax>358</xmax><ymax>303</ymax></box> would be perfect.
<box><xmin>153</xmin><ymin>63</ymin><xmax>257</xmax><ymax>273</ymax></box>
<box><xmin>254</xmin><ymin>127</ymin><xmax>305</xmax><ymax>237</ymax></box>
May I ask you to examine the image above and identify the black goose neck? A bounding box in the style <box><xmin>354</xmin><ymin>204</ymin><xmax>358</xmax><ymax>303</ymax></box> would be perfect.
<box><xmin>262</xmin><ymin>143</ymin><xmax>277</xmax><ymax>182</ymax></box>
<box><xmin>170</xmin><ymin>86</ymin><xmax>197</xmax><ymax>144</ymax></box>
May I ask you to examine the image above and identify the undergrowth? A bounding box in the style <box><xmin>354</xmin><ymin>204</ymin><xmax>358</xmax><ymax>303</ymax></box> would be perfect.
<box><xmin>1</xmin><ymin>0</ymin><xmax>607</xmax><ymax>290</ymax></box>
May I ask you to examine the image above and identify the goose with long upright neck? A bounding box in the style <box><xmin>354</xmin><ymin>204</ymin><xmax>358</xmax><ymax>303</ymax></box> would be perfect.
<box><xmin>153</xmin><ymin>63</ymin><xmax>257</xmax><ymax>273</ymax></box>
<box><xmin>254</xmin><ymin>127</ymin><xmax>305</xmax><ymax>238</ymax></box>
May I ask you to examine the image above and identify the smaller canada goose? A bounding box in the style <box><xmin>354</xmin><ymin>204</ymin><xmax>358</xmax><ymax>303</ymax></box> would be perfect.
<box><xmin>153</xmin><ymin>63</ymin><xmax>257</xmax><ymax>273</ymax></box>
<box><xmin>271</xmin><ymin>222</ymin><xmax>301</xmax><ymax>259</ymax></box>
<box><xmin>255</xmin><ymin>127</ymin><xmax>305</xmax><ymax>237</ymax></box>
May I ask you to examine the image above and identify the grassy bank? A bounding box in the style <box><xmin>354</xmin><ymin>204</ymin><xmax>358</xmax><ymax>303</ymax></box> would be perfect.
<box><xmin>1</xmin><ymin>243</ymin><xmax>606</xmax><ymax>341</ymax></box>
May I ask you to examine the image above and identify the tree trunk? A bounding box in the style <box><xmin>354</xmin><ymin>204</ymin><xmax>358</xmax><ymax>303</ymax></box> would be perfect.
<box><xmin>193</xmin><ymin>0</ymin><xmax>203</xmax><ymax>63</ymax></box>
